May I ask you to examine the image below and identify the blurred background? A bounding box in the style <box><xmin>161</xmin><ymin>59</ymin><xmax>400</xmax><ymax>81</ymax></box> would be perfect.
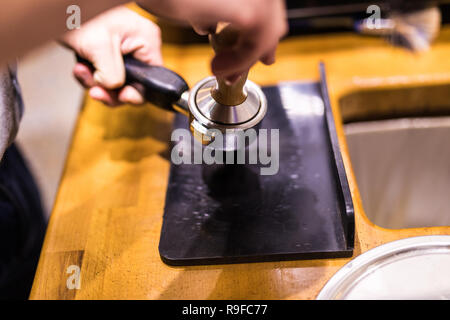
<box><xmin>17</xmin><ymin>43</ymin><xmax>82</xmax><ymax>217</ymax></box>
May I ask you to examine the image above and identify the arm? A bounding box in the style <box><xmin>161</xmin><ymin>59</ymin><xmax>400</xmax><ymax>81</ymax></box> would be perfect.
<box><xmin>0</xmin><ymin>0</ymin><xmax>128</xmax><ymax>64</ymax></box>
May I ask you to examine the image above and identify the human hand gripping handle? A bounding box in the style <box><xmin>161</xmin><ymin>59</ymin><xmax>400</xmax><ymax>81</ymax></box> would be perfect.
<box><xmin>62</xmin><ymin>5</ymin><xmax>167</xmax><ymax>106</ymax></box>
<box><xmin>76</xmin><ymin>54</ymin><xmax>188</xmax><ymax>111</ymax></box>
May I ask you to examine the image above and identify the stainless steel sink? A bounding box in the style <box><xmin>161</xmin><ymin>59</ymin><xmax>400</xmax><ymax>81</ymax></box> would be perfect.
<box><xmin>341</xmin><ymin>85</ymin><xmax>450</xmax><ymax>229</ymax></box>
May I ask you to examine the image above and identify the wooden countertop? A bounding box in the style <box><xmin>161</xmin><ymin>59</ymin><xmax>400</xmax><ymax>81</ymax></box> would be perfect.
<box><xmin>30</xmin><ymin>25</ymin><xmax>450</xmax><ymax>299</ymax></box>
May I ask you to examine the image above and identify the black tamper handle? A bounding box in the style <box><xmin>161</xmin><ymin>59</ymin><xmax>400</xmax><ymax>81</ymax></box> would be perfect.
<box><xmin>76</xmin><ymin>54</ymin><xmax>189</xmax><ymax>112</ymax></box>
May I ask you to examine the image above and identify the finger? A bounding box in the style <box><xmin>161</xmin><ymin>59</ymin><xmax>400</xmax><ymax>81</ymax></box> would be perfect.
<box><xmin>132</xmin><ymin>44</ymin><xmax>163</xmax><ymax>66</ymax></box>
<box><xmin>211</xmin><ymin>46</ymin><xmax>258</xmax><ymax>79</ymax></box>
<box><xmin>118</xmin><ymin>85</ymin><xmax>145</xmax><ymax>105</ymax></box>
<box><xmin>89</xmin><ymin>86</ymin><xmax>120</xmax><ymax>106</ymax></box>
<box><xmin>191</xmin><ymin>22</ymin><xmax>217</xmax><ymax>35</ymax></box>
<box><xmin>91</xmin><ymin>35</ymin><xmax>126</xmax><ymax>89</ymax></box>
<box><xmin>260</xmin><ymin>46</ymin><xmax>277</xmax><ymax>65</ymax></box>
<box><xmin>73</xmin><ymin>62</ymin><xmax>96</xmax><ymax>88</ymax></box>
<box><xmin>121</xmin><ymin>20</ymin><xmax>164</xmax><ymax>66</ymax></box>
<box><xmin>224</xmin><ymin>72</ymin><xmax>245</xmax><ymax>84</ymax></box>
<box><xmin>211</xmin><ymin>28</ymin><xmax>280</xmax><ymax>78</ymax></box>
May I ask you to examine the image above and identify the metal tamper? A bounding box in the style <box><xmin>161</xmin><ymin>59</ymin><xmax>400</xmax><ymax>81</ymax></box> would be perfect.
<box><xmin>186</xmin><ymin>23</ymin><xmax>267</xmax><ymax>149</ymax></box>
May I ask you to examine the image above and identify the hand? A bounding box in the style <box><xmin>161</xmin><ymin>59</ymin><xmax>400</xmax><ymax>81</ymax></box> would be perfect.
<box><xmin>61</xmin><ymin>5</ymin><xmax>162</xmax><ymax>106</ymax></box>
<box><xmin>139</xmin><ymin>0</ymin><xmax>287</xmax><ymax>82</ymax></box>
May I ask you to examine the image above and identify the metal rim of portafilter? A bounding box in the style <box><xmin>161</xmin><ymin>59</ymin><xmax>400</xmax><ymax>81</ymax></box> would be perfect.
<box><xmin>187</xmin><ymin>75</ymin><xmax>267</xmax><ymax>151</ymax></box>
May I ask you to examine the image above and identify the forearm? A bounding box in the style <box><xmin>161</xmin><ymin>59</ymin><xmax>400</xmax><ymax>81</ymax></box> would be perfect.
<box><xmin>0</xmin><ymin>0</ymin><xmax>127</xmax><ymax>64</ymax></box>
<box><xmin>137</xmin><ymin>0</ymin><xmax>251</xmax><ymax>27</ymax></box>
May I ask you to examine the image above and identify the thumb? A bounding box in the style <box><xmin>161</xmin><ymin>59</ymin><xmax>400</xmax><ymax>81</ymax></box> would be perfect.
<box><xmin>91</xmin><ymin>34</ymin><xmax>125</xmax><ymax>89</ymax></box>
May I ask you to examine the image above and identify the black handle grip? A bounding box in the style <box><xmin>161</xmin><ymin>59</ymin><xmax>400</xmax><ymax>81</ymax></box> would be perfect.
<box><xmin>76</xmin><ymin>55</ymin><xmax>189</xmax><ymax>111</ymax></box>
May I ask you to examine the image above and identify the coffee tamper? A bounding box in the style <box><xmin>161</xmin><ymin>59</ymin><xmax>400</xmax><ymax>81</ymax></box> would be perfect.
<box><xmin>185</xmin><ymin>23</ymin><xmax>267</xmax><ymax>149</ymax></box>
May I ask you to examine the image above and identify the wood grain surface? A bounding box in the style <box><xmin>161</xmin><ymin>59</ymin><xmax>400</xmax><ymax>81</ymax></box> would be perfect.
<box><xmin>30</xmin><ymin>16</ymin><xmax>450</xmax><ymax>299</ymax></box>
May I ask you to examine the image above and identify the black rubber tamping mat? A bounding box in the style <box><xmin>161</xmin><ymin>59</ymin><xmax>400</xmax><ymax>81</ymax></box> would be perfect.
<box><xmin>159</xmin><ymin>66</ymin><xmax>354</xmax><ymax>265</ymax></box>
